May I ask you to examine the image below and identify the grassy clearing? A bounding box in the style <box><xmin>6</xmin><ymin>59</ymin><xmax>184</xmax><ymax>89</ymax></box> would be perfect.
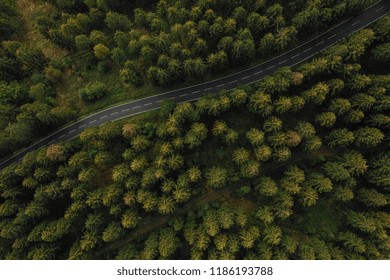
<box><xmin>15</xmin><ymin>0</ymin><xmax>68</xmax><ymax>60</ymax></box>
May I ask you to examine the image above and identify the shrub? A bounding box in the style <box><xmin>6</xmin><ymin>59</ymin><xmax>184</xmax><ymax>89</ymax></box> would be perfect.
<box><xmin>79</xmin><ymin>81</ymin><xmax>108</xmax><ymax>101</ymax></box>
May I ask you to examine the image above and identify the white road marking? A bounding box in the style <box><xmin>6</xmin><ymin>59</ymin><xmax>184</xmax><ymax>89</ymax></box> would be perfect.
<box><xmin>254</xmin><ymin>70</ymin><xmax>263</xmax><ymax>75</ymax></box>
<box><xmin>133</xmin><ymin>105</ymin><xmax>141</xmax><ymax>109</ymax></box>
<box><xmin>303</xmin><ymin>47</ymin><xmax>312</xmax><ymax>52</ymax></box>
<box><xmin>266</xmin><ymin>65</ymin><xmax>275</xmax><ymax>70</ymax></box>
<box><xmin>328</xmin><ymin>34</ymin><xmax>336</xmax><ymax>39</ymax></box>
<box><xmin>79</xmin><ymin>124</ymin><xmax>86</xmax><ymax>129</ymax></box>
<box><xmin>229</xmin><ymin>80</ymin><xmax>238</xmax><ymax>84</ymax></box>
<box><xmin>122</xmin><ymin>109</ymin><xmax>130</xmax><ymax>112</ymax></box>
<box><xmin>291</xmin><ymin>53</ymin><xmax>300</xmax><ymax>59</ymax></box>
<box><xmin>48</xmin><ymin>140</ymin><xmax>55</xmax><ymax>144</ymax></box>
<box><xmin>180</xmin><ymin>94</ymin><xmax>188</xmax><ymax>97</ymax></box>
<box><xmin>58</xmin><ymin>134</ymin><xmax>65</xmax><ymax>139</ymax></box>
<box><xmin>100</xmin><ymin>115</ymin><xmax>107</xmax><ymax>119</ymax></box>
<box><xmin>205</xmin><ymin>87</ymin><xmax>212</xmax><ymax>91</ymax></box>
<box><xmin>168</xmin><ymin>97</ymin><xmax>175</xmax><ymax>100</ymax></box>
<box><xmin>316</xmin><ymin>41</ymin><xmax>325</xmax><ymax>46</ymax></box>
<box><xmin>68</xmin><ymin>129</ymin><xmax>76</xmax><ymax>134</ymax></box>
<box><xmin>376</xmin><ymin>7</ymin><xmax>384</xmax><ymax>12</ymax></box>
<box><xmin>110</xmin><ymin>112</ymin><xmax>118</xmax><ymax>115</ymax></box>
<box><xmin>216</xmin><ymin>83</ymin><xmax>226</xmax><ymax>87</ymax></box>
<box><xmin>144</xmin><ymin>103</ymin><xmax>152</xmax><ymax>106</ymax></box>
<box><xmin>241</xmin><ymin>76</ymin><xmax>250</xmax><ymax>80</ymax></box>
<box><xmin>89</xmin><ymin>120</ymin><xmax>96</xmax><ymax>124</ymax></box>
<box><xmin>156</xmin><ymin>100</ymin><xmax>163</xmax><ymax>103</ymax></box>
<box><xmin>278</xmin><ymin>60</ymin><xmax>288</xmax><ymax>65</ymax></box>
<box><xmin>352</xmin><ymin>20</ymin><xmax>360</xmax><ymax>26</ymax></box>
<box><xmin>192</xmin><ymin>90</ymin><xmax>200</xmax><ymax>94</ymax></box>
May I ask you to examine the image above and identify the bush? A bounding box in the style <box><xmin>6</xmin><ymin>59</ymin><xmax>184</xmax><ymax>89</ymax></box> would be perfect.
<box><xmin>79</xmin><ymin>81</ymin><xmax>109</xmax><ymax>101</ymax></box>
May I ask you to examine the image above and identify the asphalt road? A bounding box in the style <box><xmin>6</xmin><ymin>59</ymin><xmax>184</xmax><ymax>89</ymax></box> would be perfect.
<box><xmin>0</xmin><ymin>0</ymin><xmax>389</xmax><ymax>170</ymax></box>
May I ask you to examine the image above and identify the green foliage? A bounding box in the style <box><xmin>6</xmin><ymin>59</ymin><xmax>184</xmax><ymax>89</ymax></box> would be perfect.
<box><xmin>79</xmin><ymin>81</ymin><xmax>109</xmax><ymax>101</ymax></box>
<box><xmin>1</xmin><ymin>6</ymin><xmax>389</xmax><ymax>260</ymax></box>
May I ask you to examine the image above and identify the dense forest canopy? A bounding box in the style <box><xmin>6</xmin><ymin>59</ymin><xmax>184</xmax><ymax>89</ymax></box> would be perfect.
<box><xmin>0</xmin><ymin>8</ymin><xmax>389</xmax><ymax>259</ymax></box>
<box><xmin>0</xmin><ymin>0</ymin><xmax>378</xmax><ymax>160</ymax></box>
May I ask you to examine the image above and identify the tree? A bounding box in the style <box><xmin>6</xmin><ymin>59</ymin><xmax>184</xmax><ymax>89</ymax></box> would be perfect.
<box><xmin>345</xmin><ymin>109</ymin><xmax>365</xmax><ymax>124</ymax></box>
<box><xmin>158</xmin><ymin>195</ymin><xmax>175</xmax><ymax>215</ymax></box>
<box><xmin>263</xmin><ymin>117</ymin><xmax>282</xmax><ymax>132</ymax></box>
<box><xmin>316</xmin><ymin>112</ymin><xmax>337</xmax><ymax>127</ymax></box>
<box><xmin>303</xmin><ymin>82</ymin><xmax>329</xmax><ymax>104</ymax></box>
<box><xmin>15</xmin><ymin>46</ymin><xmax>48</xmax><ymax>75</ymax></box>
<box><xmin>246</xmin><ymin>128</ymin><xmax>264</xmax><ymax>146</ymax></box>
<box><xmin>183</xmin><ymin>58</ymin><xmax>206</xmax><ymax>79</ymax></box>
<box><xmin>241</xmin><ymin>161</ymin><xmax>260</xmax><ymax>178</ymax></box>
<box><xmin>268</xmin><ymin>132</ymin><xmax>286</xmax><ymax>147</ymax></box>
<box><xmin>240</xmin><ymin>226</ymin><xmax>260</xmax><ymax>249</ymax></box>
<box><xmin>159</xmin><ymin>227</ymin><xmax>179</xmax><ymax>258</ymax></box>
<box><xmin>339</xmin><ymin>232</ymin><xmax>366</xmax><ymax>254</ymax></box>
<box><xmin>358</xmin><ymin>188</ymin><xmax>388</xmax><ymax>208</ymax></box>
<box><xmin>79</xmin><ymin>82</ymin><xmax>108</xmax><ymax>101</ymax></box>
<box><xmin>187</xmin><ymin>167</ymin><xmax>201</xmax><ymax>183</ymax></box>
<box><xmin>295</xmin><ymin>122</ymin><xmax>316</xmax><ymax>139</ymax></box>
<box><xmin>232</xmin><ymin>148</ymin><xmax>250</xmax><ymax>165</ymax></box>
<box><xmin>207</xmin><ymin>50</ymin><xmax>228</xmax><ymax>72</ymax></box>
<box><xmin>102</xmin><ymin>222</ymin><xmax>124</xmax><ymax>243</ymax></box>
<box><xmin>342</xmin><ymin>151</ymin><xmax>368</xmax><ymax>176</ymax></box>
<box><xmin>273</xmin><ymin>146</ymin><xmax>291</xmax><ymax>161</ymax></box>
<box><xmin>323</xmin><ymin>162</ymin><xmax>351</xmax><ymax>182</ymax></box>
<box><xmin>93</xmin><ymin>44</ymin><xmax>110</xmax><ymax>60</ymax></box>
<box><xmin>212</xmin><ymin>120</ymin><xmax>227</xmax><ymax>137</ymax></box>
<box><xmin>346</xmin><ymin>211</ymin><xmax>377</xmax><ymax>233</ymax></box>
<box><xmin>206</xmin><ymin>166</ymin><xmax>228</xmax><ymax>189</ymax></box>
<box><xmin>368</xmin><ymin>153</ymin><xmax>390</xmax><ymax>187</ymax></box>
<box><xmin>285</xmin><ymin>131</ymin><xmax>302</xmax><ymax>147</ymax></box>
<box><xmin>232</xmin><ymin>38</ymin><xmax>256</xmax><ymax>65</ymax></box>
<box><xmin>354</xmin><ymin>127</ymin><xmax>384</xmax><ymax>147</ymax></box>
<box><xmin>223</xmin><ymin>128</ymin><xmax>238</xmax><ymax>145</ymax></box>
<box><xmin>333</xmin><ymin>185</ymin><xmax>354</xmax><ymax>202</ymax></box>
<box><xmin>329</xmin><ymin>98</ymin><xmax>351</xmax><ymax>115</ymax></box>
<box><xmin>275</xmin><ymin>26</ymin><xmax>297</xmax><ymax>51</ymax></box>
<box><xmin>46</xmin><ymin>144</ymin><xmax>66</xmax><ymax>161</ymax></box>
<box><xmin>247</xmin><ymin>12</ymin><xmax>269</xmax><ymax>34</ymax></box>
<box><xmin>255</xmin><ymin>206</ymin><xmax>274</xmax><ymax>224</ymax></box>
<box><xmin>105</xmin><ymin>11</ymin><xmax>132</xmax><ymax>31</ymax></box>
<box><xmin>255</xmin><ymin>177</ymin><xmax>278</xmax><ymax>197</ymax></box>
<box><xmin>372</xmin><ymin>43</ymin><xmax>390</xmax><ymax>61</ymax></box>
<box><xmin>326</xmin><ymin>128</ymin><xmax>354</xmax><ymax>147</ymax></box>
<box><xmin>120</xmin><ymin>61</ymin><xmax>142</xmax><ymax>86</ymax></box>
<box><xmin>304</xmin><ymin>136</ymin><xmax>322</xmax><ymax>152</ymax></box>
<box><xmin>121</xmin><ymin>210</ymin><xmax>141</xmax><ymax>229</ymax></box>
<box><xmin>0</xmin><ymin>81</ymin><xmax>28</xmax><ymax>105</ymax></box>
<box><xmin>263</xmin><ymin>226</ymin><xmax>282</xmax><ymax>245</ymax></box>
<box><xmin>255</xmin><ymin>145</ymin><xmax>272</xmax><ymax>161</ymax></box>
<box><xmin>300</xmin><ymin>186</ymin><xmax>319</xmax><ymax>207</ymax></box>
<box><xmin>275</xmin><ymin>96</ymin><xmax>292</xmax><ymax>113</ymax></box>
<box><xmin>352</xmin><ymin>93</ymin><xmax>376</xmax><ymax>110</ymax></box>
<box><xmin>185</xmin><ymin>122</ymin><xmax>208</xmax><ymax>149</ymax></box>
<box><xmin>306</xmin><ymin>173</ymin><xmax>333</xmax><ymax>193</ymax></box>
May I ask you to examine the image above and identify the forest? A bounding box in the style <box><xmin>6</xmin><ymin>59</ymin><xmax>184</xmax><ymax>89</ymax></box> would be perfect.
<box><xmin>0</xmin><ymin>0</ymin><xmax>389</xmax><ymax>260</ymax></box>
<box><xmin>0</xmin><ymin>0</ymin><xmax>377</xmax><ymax>160</ymax></box>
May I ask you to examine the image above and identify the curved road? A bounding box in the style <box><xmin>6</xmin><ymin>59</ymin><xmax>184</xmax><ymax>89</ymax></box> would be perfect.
<box><xmin>1</xmin><ymin>0</ymin><xmax>389</xmax><ymax>170</ymax></box>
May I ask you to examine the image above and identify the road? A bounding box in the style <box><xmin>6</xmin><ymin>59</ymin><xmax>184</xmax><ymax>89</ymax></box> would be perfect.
<box><xmin>0</xmin><ymin>0</ymin><xmax>389</xmax><ymax>170</ymax></box>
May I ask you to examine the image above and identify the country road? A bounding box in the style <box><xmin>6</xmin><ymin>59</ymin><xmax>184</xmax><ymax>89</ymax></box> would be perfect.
<box><xmin>1</xmin><ymin>0</ymin><xmax>389</xmax><ymax>170</ymax></box>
